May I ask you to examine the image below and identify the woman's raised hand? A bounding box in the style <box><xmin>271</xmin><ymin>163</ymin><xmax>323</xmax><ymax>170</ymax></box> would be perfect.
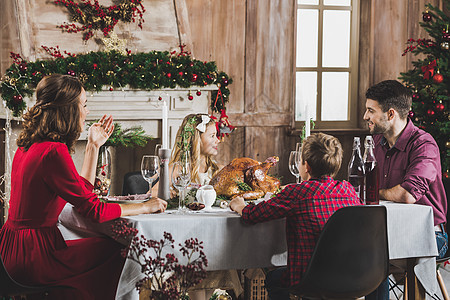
<box><xmin>88</xmin><ymin>115</ymin><xmax>114</xmax><ymax>148</ymax></box>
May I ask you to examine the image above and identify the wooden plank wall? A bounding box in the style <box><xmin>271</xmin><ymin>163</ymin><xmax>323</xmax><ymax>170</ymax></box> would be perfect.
<box><xmin>1</xmin><ymin>0</ymin><xmax>446</xmax><ymax>187</ymax></box>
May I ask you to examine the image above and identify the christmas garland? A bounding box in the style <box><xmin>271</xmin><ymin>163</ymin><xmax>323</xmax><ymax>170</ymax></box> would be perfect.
<box><xmin>53</xmin><ymin>0</ymin><xmax>145</xmax><ymax>41</ymax></box>
<box><xmin>1</xmin><ymin>46</ymin><xmax>232</xmax><ymax>117</ymax></box>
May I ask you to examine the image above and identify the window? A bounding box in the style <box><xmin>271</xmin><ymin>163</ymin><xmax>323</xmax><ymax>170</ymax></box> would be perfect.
<box><xmin>295</xmin><ymin>0</ymin><xmax>359</xmax><ymax>129</ymax></box>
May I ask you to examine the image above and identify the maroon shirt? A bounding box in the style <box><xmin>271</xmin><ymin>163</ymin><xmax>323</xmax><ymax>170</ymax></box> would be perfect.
<box><xmin>241</xmin><ymin>176</ymin><xmax>361</xmax><ymax>287</ymax></box>
<box><xmin>373</xmin><ymin>119</ymin><xmax>447</xmax><ymax>225</ymax></box>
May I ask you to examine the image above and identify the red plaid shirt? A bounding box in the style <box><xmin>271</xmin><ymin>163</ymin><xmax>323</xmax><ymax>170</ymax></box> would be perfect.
<box><xmin>241</xmin><ymin>176</ymin><xmax>361</xmax><ymax>287</ymax></box>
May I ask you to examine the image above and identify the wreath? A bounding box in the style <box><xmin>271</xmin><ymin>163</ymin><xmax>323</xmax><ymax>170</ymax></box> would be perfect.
<box><xmin>53</xmin><ymin>0</ymin><xmax>145</xmax><ymax>41</ymax></box>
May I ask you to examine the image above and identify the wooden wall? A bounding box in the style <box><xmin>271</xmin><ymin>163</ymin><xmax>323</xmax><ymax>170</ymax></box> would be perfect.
<box><xmin>1</xmin><ymin>0</ymin><xmax>447</xmax><ymax>190</ymax></box>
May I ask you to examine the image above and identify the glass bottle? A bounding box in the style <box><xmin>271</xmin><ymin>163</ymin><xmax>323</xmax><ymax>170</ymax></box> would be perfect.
<box><xmin>348</xmin><ymin>137</ymin><xmax>365</xmax><ymax>203</ymax></box>
<box><xmin>363</xmin><ymin>136</ymin><xmax>379</xmax><ymax>205</ymax></box>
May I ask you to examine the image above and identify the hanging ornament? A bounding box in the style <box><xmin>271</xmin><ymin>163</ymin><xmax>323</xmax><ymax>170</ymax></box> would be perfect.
<box><xmin>191</xmin><ymin>74</ymin><xmax>198</xmax><ymax>82</ymax></box>
<box><xmin>427</xmin><ymin>109</ymin><xmax>435</xmax><ymax>117</ymax></box>
<box><xmin>196</xmin><ymin>90</ymin><xmax>201</xmax><ymax>96</ymax></box>
<box><xmin>214</xmin><ymin>109</ymin><xmax>236</xmax><ymax>140</ymax></box>
<box><xmin>13</xmin><ymin>95</ymin><xmax>23</xmax><ymax>103</ymax></box>
<box><xmin>446</xmin><ymin>141</ymin><xmax>450</xmax><ymax>149</ymax></box>
<box><xmin>422</xmin><ymin>11</ymin><xmax>432</xmax><ymax>22</ymax></box>
<box><xmin>441</xmin><ymin>42</ymin><xmax>449</xmax><ymax>50</ymax></box>
<box><xmin>158</xmin><ymin>96</ymin><xmax>162</xmax><ymax>101</ymax></box>
<box><xmin>408</xmin><ymin>111</ymin><xmax>415</xmax><ymax>118</ymax></box>
<box><xmin>421</xmin><ymin>60</ymin><xmax>436</xmax><ymax>80</ymax></box>
<box><xmin>67</xmin><ymin>70</ymin><xmax>76</xmax><ymax>76</ymax></box>
<box><xmin>109</xmin><ymin>86</ymin><xmax>114</xmax><ymax>91</ymax></box>
<box><xmin>18</xmin><ymin>62</ymin><xmax>28</xmax><ymax>73</ymax></box>
<box><xmin>436</xmin><ymin>103</ymin><xmax>445</xmax><ymax>112</ymax></box>
<box><xmin>433</xmin><ymin>72</ymin><xmax>444</xmax><ymax>84</ymax></box>
<box><xmin>188</xmin><ymin>92</ymin><xmax>193</xmax><ymax>101</ymax></box>
<box><xmin>443</xmin><ymin>32</ymin><xmax>450</xmax><ymax>42</ymax></box>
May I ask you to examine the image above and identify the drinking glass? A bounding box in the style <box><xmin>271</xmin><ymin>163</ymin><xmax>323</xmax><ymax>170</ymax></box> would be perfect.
<box><xmin>171</xmin><ymin>159</ymin><xmax>191</xmax><ymax>213</ymax></box>
<box><xmin>289</xmin><ymin>151</ymin><xmax>300</xmax><ymax>183</ymax></box>
<box><xmin>141</xmin><ymin>155</ymin><xmax>160</xmax><ymax>197</ymax></box>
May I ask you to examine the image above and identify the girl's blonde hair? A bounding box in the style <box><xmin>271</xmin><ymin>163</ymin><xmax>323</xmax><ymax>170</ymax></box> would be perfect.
<box><xmin>170</xmin><ymin>113</ymin><xmax>220</xmax><ymax>184</ymax></box>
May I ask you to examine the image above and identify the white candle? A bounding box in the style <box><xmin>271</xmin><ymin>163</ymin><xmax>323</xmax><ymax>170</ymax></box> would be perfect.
<box><xmin>162</xmin><ymin>100</ymin><xmax>169</xmax><ymax>149</ymax></box>
<box><xmin>304</xmin><ymin>103</ymin><xmax>310</xmax><ymax>139</ymax></box>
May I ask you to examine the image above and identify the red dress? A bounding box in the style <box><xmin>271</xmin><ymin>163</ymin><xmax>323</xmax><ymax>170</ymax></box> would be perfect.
<box><xmin>0</xmin><ymin>141</ymin><xmax>125</xmax><ymax>299</ymax></box>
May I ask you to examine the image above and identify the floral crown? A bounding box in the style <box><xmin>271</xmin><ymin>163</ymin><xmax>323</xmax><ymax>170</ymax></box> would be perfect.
<box><xmin>177</xmin><ymin>115</ymin><xmax>212</xmax><ymax>156</ymax></box>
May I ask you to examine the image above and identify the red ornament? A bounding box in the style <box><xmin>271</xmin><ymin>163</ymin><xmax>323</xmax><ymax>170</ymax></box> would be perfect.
<box><xmin>93</xmin><ymin>63</ymin><xmax>98</xmax><ymax>69</ymax></box>
<box><xmin>222</xmin><ymin>79</ymin><xmax>228</xmax><ymax>85</ymax></box>
<box><xmin>433</xmin><ymin>73</ymin><xmax>444</xmax><ymax>84</ymax></box>
<box><xmin>13</xmin><ymin>95</ymin><xmax>23</xmax><ymax>103</ymax></box>
<box><xmin>191</xmin><ymin>74</ymin><xmax>198</xmax><ymax>82</ymax></box>
<box><xmin>178</xmin><ymin>71</ymin><xmax>184</xmax><ymax>77</ymax></box>
<box><xmin>188</xmin><ymin>95</ymin><xmax>194</xmax><ymax>101</ymax></box>
<box><xmin>166</xmin><ymin>73</ymin><xmax>172</xmax><ymax>78</ymax></box>
<box><xmin>427</xmin><ymin>109</ymin><xmax>435</xmax><ymax>117</ymax></box>
<box><xmin>436</xmin><ymin>103</ymin><xmax>445</xmax><ymax>112</ymax></box>
<box><xmin>158</xmin><ymin>96</ymin><xmax>162</xmax><ymax>101</ymax></box>
<box><xmin>109</xmin><ymin>86</ymin><xmax>114</xmax><ymax>91</ymax></box>
<box><xmin>422</xmin><ymin>11</ymin><xmax>432</xmax><ymax>22</ymax></box>
<box><xmin>18</xmin><ymin>62</ymin><xmax>28</xmax><ymax>73</ymax></box>
<box><xmin>189</xmin><ymin>62</ymin><xmax>194</xmax><ymax>67</ymax></box>
<box><xmin>196</xmin><ymin>90</ymin><xmax>201</xmax><ymax>96</ymax></box>
<box><xmin>67</xmin><ymin>70</ymin><xmax>76</xmax><ymax>76</ymax></box>
<box><xmin>443</xmin><ymin>32</ymin><xmax>450</xmax><ymax>42</ymax></box>
<box><xmin>408</xmin><ymin>111</ymin><xmax>414</xmax><ymax>118</ymax></box>
<box><xmin>412</xmin><ymin>93</ymin><xmax>419</xmax><ymax>101</ymax></box>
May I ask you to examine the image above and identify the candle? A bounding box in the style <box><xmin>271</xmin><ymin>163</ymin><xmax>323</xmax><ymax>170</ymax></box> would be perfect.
<box><xmin>162</xmin><ymin>100</ymin><xmax>168</xmax><ymax>149</ymax></box>
<box><xmin>304</xmin><ymin>103</ymin><xmax>310</xmax><ymax>139</ymax></box>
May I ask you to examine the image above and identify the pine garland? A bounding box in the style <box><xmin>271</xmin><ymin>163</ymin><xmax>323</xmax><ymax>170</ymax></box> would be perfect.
<box><xmin>1</xmin><ymin>47</ymin><xmax>232</xmax><ymax>117</ymax></box>
<box><xmin>88</xmin><ymin>121</ymin><xmax>153</xmax><ymax>148</ymax></box>
<box><xmin>399</xmin><ymin>0</ymin><xmax>450</xmax><ymax>176</ymax></box>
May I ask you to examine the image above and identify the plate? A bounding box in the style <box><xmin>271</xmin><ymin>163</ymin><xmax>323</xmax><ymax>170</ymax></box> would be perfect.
<box><xmin>105</xmin><ymin>199</ymin><xmax>149</xmax><ymax>204</ymax></box>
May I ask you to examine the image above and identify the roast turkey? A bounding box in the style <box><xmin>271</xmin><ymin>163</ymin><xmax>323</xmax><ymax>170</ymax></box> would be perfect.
<box><xmin>210</xmin><ymin>156</ymin><xmax>281</xmax><ymax>200</ymax></box>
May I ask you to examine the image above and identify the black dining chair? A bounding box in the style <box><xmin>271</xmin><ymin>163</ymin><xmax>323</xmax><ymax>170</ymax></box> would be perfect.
<box><xmin>290</xmin><ymin>205</ymin><xmax>389</xmax><ymax>299</ymax></box>
<box><xmin>0</xmin><ymin>253</ymin><xmax>54</xmax><ymax>298</ymax></box>
<box><xmin>122</xmin><ymin>171</ymin><xmax>159</xmax><ymax>196</ymax></box>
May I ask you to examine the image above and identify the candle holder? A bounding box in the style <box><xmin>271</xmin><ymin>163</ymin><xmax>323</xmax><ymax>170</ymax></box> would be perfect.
<box><xmin>157</xmin><ymin>148</ymin><xmax>171</xmax><ymax>200</ymax></box>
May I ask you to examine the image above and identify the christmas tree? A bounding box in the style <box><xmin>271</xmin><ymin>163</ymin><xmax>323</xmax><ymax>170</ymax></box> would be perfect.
<box><xmin>399</xmin><ymin>0</ymin><xmax>450</xmax><ymax>178</ymax></box>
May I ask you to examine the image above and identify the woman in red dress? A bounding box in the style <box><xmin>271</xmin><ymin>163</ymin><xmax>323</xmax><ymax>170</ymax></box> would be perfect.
<box><xmin>0</xmin><ymin>74</ymin><xmax>167</xmax><ymax>299</ymax></box>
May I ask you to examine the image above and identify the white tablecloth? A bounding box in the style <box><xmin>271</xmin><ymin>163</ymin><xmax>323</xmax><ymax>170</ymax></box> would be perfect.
<box><xmin>58</xmin><ymin>201</ymin><xmax>439</xmax><ymax>299</ymax></box>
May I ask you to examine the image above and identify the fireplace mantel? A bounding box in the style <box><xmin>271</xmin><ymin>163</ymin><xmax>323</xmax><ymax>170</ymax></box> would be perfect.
<box><xmin>1</xmin><ymin>85</ymin><xmax>216</xmax><ymax>150</ymax></box>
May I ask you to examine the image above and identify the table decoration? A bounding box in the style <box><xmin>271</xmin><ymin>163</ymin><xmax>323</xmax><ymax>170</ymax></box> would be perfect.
<box><xmin>111</xmin><ymin>220</ymin><xmax>208</xmax><ymax>300</ymax></box>
<box><xmin>93</xmin><ymin>146</ymin><xmax>112</xmax><ymax>196</ymax></box>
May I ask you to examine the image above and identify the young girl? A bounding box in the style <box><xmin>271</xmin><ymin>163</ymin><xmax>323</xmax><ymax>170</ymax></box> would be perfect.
<box><xmin>169</xmin><ymin>113</ymin><xmax>243</xmax><ymax>300</ymax></box>
<box><xmin>170</xmin><ymin>113</ymin><xmax>221</xmax><ymax>186</ymax></box>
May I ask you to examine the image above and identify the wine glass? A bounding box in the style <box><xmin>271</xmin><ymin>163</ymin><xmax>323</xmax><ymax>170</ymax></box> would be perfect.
<box><xmin>171</xmin><ymin>159</ymin><xmax>191</xmax><ymax>213</ymax></box>
<box><xmin>289</xmin><ymin>151</ymin><xmax>300</xmax><ymax>184</ymax></box>
<box><xmin>141</xmin><ymin>155</ymin><xmax>160</xmax><ymax>197</ymax></box>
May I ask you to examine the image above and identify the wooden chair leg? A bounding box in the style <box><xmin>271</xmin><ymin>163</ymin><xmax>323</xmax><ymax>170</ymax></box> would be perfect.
<box><xmin>437</xmin><ymin>269</ymin><xmax>449</xmax><ymax>300</ymax></box>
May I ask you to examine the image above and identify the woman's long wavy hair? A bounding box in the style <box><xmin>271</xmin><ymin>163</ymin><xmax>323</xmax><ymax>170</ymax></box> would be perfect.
<box><xmin>170</xmin><ymin>113</ymin><xmax>220</xmax><ymax>184</ymax></box>
<box><xmin>16</xmin><ymin>74</ymin><xmax>83</xmax><ymax>153</ymax></box>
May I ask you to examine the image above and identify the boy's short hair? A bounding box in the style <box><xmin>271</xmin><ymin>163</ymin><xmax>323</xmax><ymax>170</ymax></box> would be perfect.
<box><xmin>365</xmin><ymin>80</ymin><xmax>412</xmax><ymax>119</ymax></box>
<box><xmin>301</xmin><ymin>133</ymin><xmax>343</xmax><ymax>178</ymax></box>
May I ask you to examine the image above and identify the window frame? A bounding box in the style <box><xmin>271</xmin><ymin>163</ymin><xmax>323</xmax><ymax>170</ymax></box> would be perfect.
<box><xmin>294</xmin><ymin>0</ymin><xmax>360</xmax><ymax>130</ymax></box>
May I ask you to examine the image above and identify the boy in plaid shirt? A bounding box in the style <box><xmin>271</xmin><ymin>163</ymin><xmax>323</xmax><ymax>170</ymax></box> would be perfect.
<box><xmin>230</xmin><ymin>133</ymin><xmax>361</xmax><ymax>299</ymax></box>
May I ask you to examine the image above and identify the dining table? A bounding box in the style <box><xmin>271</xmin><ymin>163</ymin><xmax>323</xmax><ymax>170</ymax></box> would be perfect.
<box><xmin>57</xmin><ymin>200</ymin><xmax>439</xmax><ymax>300</ymax></box>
